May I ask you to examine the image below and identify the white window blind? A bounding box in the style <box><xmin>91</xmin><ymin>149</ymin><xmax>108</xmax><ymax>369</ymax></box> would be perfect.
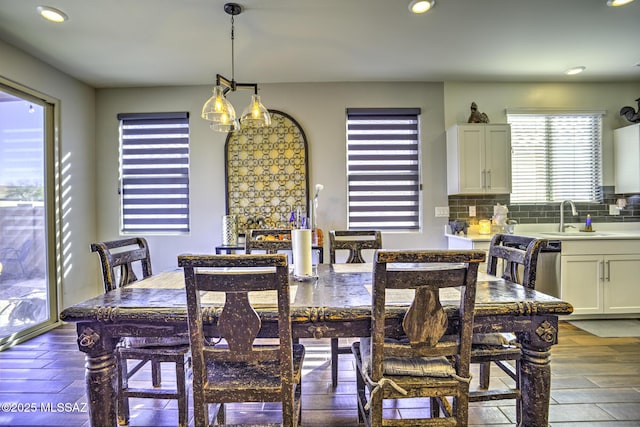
<box><xmin>346</xmin><ymin>108</ymin><xmax>421</xmax><ymax>230</ymax></box>
<box><xmin>118</xmin><ymin>112</ymin><xmax>190</xmax><ymax>234</ymax></box>
<box><xmin>507</xmin><ymin>113</ymin><xmax>602</xmax><ymax>204</ymax></box>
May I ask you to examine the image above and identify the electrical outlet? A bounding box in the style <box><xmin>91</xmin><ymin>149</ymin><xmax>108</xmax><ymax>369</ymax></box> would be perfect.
<box><xmin>435</xmin><ymin>206</ymin><xmax>450</xmax><ymax>217</ymax></box>
<box><xmin>469</xmin><ymin>206</ymin><xmax>476</xmax><ymax>217</ymax></box>
<box><xmin>609</xmin><ymin>204</ymin><xmax>620</xmax><ymax>215</ymax></box>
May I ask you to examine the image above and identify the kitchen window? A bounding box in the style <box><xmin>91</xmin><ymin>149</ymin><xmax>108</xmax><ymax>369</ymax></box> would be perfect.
<box><xmin>507</xmin><ymin>111</ymin><xmax>603</xmax><ymax>204</ymax></box>
<box><xmin>118</xmin><ymin>112</ymin><xmax>190</xmax><ymax>234</ymax></box>
<box><xmin>346</xmin><ymin>108</ymin><xmax>421</xmax><ymax>231</ymax></box>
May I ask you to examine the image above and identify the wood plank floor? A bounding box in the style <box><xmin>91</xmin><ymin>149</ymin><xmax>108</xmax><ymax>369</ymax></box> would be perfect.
<box><xmin>0</xmin><ymin>321</ymin><xmax>639</xmax><ymax>426</ymax></box>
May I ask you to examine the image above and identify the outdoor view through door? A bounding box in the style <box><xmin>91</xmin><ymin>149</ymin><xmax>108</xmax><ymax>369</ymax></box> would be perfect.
<box><xmin>0</xmin><ymin>87</ymin><xmax>53</xmax><ymax>348</ymax></box>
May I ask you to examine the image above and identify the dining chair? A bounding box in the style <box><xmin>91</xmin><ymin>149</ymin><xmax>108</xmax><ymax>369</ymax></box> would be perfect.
<box><xmin>0</xmin><ymin>238</ymin><xmax>33</xmax><ymax>279</ymax></box>
<box><xmin>469</xmin><ymin>233</ymin><xmax>546</xmax><ymax>424</ymax></box>
<box><xmin>352</xmin><ymin>249</ymin><xmax>485</xmax><ymax>426</ymax></box>
<box><xmin>90</xmin><ymin>237</ymin><xmax>190</xmax><ymax>427</ymax></box>
<box><xmin>329</xmin><ymin>229</ymin><xmax>381</xmax><ymax>264</ymax></box>
<box><xmin>245</xmin><ymin>228</ymin><xmax>293</xmax><ymax>254</ymax></box>
<box><xmin>328</xmin><ymin>229</ymin><xmax>382</xmax><ymax>387</ymax></box>
<box><xmin>178</xmin><ymin>253</ymin><xmax>305</xmax><ymax>427</ymax></box>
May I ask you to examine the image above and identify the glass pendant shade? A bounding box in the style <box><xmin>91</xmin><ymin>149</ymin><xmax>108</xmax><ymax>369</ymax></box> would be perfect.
<box><xmin>201</xmin><ymin>86</ymin><xmax>239</xmax><ymax>132</ymax></box>
<box><xmin>240</xmin><ymin>94</ymin><xmax>272</xmax><ymax>128</ymax></box>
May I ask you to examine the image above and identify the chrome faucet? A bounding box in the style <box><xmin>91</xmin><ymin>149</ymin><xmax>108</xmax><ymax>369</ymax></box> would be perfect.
<box><xmin>559</xmin><ymin>200</ymin><xmax>578</xmax><ymax>232</ymax></box>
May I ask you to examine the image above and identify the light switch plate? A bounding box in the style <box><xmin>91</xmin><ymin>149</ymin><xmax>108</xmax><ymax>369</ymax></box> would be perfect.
<box><xmin>469</xmin><ymin>206</ymin><xmax>476</xmax><ymax>217</ymax></box>
<box><xmin>609</xmin><ymin>204</ymin><xmax>620</xmax><ymax>215</ymax></box>
<box><xmin>435</xmin><ymin>206</ymin><xmax>450</xmax><ymax>217</ymax></box>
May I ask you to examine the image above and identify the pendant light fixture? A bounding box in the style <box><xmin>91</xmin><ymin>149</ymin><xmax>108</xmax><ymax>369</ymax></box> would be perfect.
<box><xmin>201</xmin><ymin>3</ymin><xmax>271</xmax><ymax>132</ymax></box>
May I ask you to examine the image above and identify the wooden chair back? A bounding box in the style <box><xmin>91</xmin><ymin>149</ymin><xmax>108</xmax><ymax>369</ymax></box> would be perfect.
<box><xmin>178</xmin><ymin>254</ymin><xmax>297</xmax><ymax>424</ymax></box>
<box><xmin>245</xmin><ymin>229</ymin><xmax>293</xmax><ymax>254</ymax></box>
<box><xmin>370</xmin><ymin>250</ymin><xmax>485</xmax><ymax>382</ymax></box>
<box><xmin>486</xmin><ymin>234</ymin><xmax>546</xmax><ymax>289</ymax></box>
<box><xmin>329</xmin><ymin>230</ymin><xmax>382</xmax><ymax>264</ymax></box>
<box><xmin>90</xmin><ymin>237</ymin><xmax>152</xmax><ymax>292</ymax></box>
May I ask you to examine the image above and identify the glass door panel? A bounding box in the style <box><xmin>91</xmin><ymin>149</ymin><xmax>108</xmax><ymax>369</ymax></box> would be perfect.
<box><xmin>0</xmin><ymin>88</ymin><xmax>55</xmax><ymax>347</ymax></box>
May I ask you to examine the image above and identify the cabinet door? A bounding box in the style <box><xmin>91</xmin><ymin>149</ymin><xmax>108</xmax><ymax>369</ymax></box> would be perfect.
<box><xmin>604</xmin><ymin>254</ymin><xmax>640</xmax><ymax>314</ymax></box>
<box><xmin>484</xmin><ymin>126</ymin><xmax>511</xmax><ymax>194</ymax></box>
<box><xmin>458</xmin><ymin>127</ymin><xmax>486</xmax><ymax>194</ymax></box>
<box><xmin>614</xmin><ymin>124</ymin><xmax>640</xmax><ymax>193</ymax></box>
<box><xmin>561</xmin><ymin>255</ymin><xmax>603</xmax><ymax>315</ymax></box>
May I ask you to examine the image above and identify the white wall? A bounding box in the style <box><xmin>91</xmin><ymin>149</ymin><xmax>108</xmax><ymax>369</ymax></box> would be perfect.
<box><xmin>96</xmin><ymin>82</ymin><xmax>448</xmax><ymax>272</ymax></box>
<box><xmin>443</xmin><ymin>82</ymin><xmax>640</xmax><ymax>185</ymax></box>
<box><xmin>0</xmin><ymin>40</ymin><xmax>98</xmax><ymax>308</ymax></box>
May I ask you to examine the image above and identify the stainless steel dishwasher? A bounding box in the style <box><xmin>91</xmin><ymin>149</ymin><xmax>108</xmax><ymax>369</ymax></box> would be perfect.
<box><xmin>536</xmin><ymin>240</ymin><xmax>562</xmax><ymax>298</ymax></box>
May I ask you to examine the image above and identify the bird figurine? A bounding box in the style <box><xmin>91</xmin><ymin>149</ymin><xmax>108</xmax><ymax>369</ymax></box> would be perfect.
<box><xmin>468</xmin><ymin>101</ymin><xmax>490</xmax><ymax>123</ymax></box>
<box><xmin>620</xmin><ymin>98</ymin><xmax>640</xmax><ymax>123</ymax></box>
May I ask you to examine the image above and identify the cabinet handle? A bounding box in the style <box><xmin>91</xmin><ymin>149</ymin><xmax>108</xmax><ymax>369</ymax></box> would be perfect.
<box><xmin>605</xmin><ymin>260</ymin><xmax>610</xmax><ymax>282</ymax></box>
<box><xmin>481</xmin><ymin>170</ymin><xmax>486</xmax><ymax>188</ymax></box>
<box><xmin>487</xmin><ymin>170</ymin><xmax>491</xmax><ymax>188</ymax></box>
<box><xmin>600</xmin><ymin>261</ymin><xmax>604</xmax><ymax>281</ymax></box>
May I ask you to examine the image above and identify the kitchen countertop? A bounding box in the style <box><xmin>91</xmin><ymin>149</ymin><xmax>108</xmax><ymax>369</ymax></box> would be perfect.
<box><xmin>445</xmin><ymin>223</ymin><xmax>640</xmax><ymax>242</ymax></box>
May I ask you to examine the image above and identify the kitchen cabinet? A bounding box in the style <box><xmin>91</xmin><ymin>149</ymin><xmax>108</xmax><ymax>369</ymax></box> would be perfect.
<box><xmin>446</xmin><ymin>124</ymin><xmax>511</xmax><ymax>195</ymax></box>
<box><xmin>560</xmin><ymin>240</ymin><xmax>640</xmax><ymax>316</ymax></box>
<box><xmin>614</xmin><ymin>123</ymin><xmax>640</xmax><ymax>193</ymax></box>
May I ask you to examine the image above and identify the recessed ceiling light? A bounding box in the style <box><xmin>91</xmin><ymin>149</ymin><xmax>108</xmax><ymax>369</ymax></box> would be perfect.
<box><xmin>565</xmin><ymin>66</ymin><xmax>586</xmax><ymax>75</ymax></box>
<box><xmin>37</xmin><ymin>6</ymin><xmax>68</xmax><ymax>23</ymax></box>
<box><xmin>409</xmin><ymin>0</ymin><xmax>435</xmax><ymax>14</ymax></box>
<box><xmin>607</xmin><ymin>0</ymin><xmax>635</xmax><ymax>6</ymax></box>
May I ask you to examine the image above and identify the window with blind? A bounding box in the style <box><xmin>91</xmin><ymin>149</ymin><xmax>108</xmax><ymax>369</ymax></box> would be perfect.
<box><xmin>118</xmin><ymin>112</ymin><xmax>190</xmax><ymax>234</ymax></box>
<box><xmin>507</xmin><ymin>112</ymin><xmax>603</xmax><ymax>204</ymax></box>
<box><xmin>346</xmin><ymin>108</ymin><xmax>421</xmax><ymax>231</ymax></box>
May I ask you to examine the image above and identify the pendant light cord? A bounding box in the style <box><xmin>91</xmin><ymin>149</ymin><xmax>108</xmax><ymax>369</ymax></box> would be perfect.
<box><xmin>230</xmin><ymin>15</ymin><xmax>235</xmax><ymax>86</ymax></box>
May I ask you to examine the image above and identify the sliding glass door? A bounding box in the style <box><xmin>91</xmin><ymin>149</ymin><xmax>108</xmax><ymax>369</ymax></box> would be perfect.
<box><xmin>0</xmin><ymin>85</ymin><xmax>57</xmax><ymax>348</ymax></box>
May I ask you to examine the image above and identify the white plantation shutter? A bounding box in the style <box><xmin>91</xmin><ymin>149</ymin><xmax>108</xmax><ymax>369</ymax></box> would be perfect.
<box><xmin>346</xmin><ymin>108</ymin><xmax>421</xmax><ymax>230</ymax></box>
<box><xmin>118</xmin><ymin>112</ymin><xmax>190</xmax><ymax>234</ymax></box>
<box><xmin>507</xmin><ymin>112</ymin><xmax>603</xmax><ymax>204</ymax></box>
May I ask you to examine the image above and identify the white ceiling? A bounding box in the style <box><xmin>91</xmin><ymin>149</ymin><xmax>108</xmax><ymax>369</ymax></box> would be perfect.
<box><xmin>0</xmin><ymin>0</ymin><xmax>639</xmax><ymax>88</ymax></box>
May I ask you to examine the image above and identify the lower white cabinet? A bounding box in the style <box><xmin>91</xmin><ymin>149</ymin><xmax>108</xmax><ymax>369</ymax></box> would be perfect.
<box><xmin>561</xmin><ymin>244</ymin><xmax>640</xmax><ymax>315</ymax></box>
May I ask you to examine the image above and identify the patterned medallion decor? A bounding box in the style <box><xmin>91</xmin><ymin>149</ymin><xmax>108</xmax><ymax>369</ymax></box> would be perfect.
<box><xmin>225</xmin><ymin>110</ymin><xmax>309</xmax><ymax>233</ymax></box>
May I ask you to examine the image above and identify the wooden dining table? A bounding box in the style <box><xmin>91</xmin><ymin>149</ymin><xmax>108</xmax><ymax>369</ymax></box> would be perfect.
<box><xmin>60</xmin><ymin>263</ymin><xmax>573</xmax><ymax>427</ymax></box>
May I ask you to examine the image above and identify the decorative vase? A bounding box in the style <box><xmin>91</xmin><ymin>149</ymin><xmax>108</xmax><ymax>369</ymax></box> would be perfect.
<box><xmin>222</xmin><ymin>215</ymin><xmax>238</xmax><ymax>245</ymax></box>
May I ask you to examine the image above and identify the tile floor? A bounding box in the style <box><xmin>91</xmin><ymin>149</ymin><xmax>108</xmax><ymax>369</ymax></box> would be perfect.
<box><xmin>0</xmin><ymin>321</ymin><xmax>639</xmax><ymax>426</ymax></box>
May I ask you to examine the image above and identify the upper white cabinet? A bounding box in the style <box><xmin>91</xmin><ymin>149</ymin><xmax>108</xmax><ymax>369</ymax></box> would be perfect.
<box><xmin>614</xmin><ymin>123</ymin><xmax>640</xmax><ymax>193</ymax></box>
<box><xmin>446</xmin><ymin>124</ymin><xmax>512</xmax><ymax>195</ymax></box>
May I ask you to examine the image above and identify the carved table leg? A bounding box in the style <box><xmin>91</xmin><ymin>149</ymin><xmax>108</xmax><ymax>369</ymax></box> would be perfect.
<box><xmin>518</xmin><ymin>318</ymin><xmax>557</xmax><ymax>427</ymax></box>
<box><xmin>77</xmin><ymin>323</ymin><xmax>118</xmax><ymax>427</ymax></box>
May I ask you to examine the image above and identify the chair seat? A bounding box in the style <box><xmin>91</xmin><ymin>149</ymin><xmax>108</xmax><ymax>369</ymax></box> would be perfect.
<box><xmin>125</xmin><ymin>335</ymin><xmax>190</xmax><ymax>348</ymax></box>
<box><xmin>358</xmin><ymin>338</ymin><xmax>456</xmax><ymax>378</ymax></box>
<box><xmin>472</xmin><ymin>332</ymin><xmax>517</xmax><ymax>346</ymax></box>
<box><xmin>204</xmin><ymin>344</ymin><xmax>305</xmax><ymax>397</ymax></box>
<box><xmin>119</xmin><ymin>344</ymin><xmax>191</xmax><ymax>358</ymax></box>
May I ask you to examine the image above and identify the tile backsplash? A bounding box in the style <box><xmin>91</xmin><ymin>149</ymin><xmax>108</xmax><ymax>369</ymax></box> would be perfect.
<box><xmin>448</xmin><ymin>186</ymin><xmax>640</xmax><ymax>225</ymax></box>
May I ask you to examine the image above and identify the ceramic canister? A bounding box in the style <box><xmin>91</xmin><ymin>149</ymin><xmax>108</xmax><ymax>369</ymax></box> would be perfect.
<box><xmin>222</xmin><ymin>215</ymin><xmax>238</xmax><ymax>245</ymax></box>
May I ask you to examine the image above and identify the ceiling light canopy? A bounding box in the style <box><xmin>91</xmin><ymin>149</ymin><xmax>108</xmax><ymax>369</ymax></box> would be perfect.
<box><xmin>565</xmin><ymin>66</ymin><xmax>586</xmax><ymax>75</ymax></box>
<box><xmin>201</xmin><ymin>3</ymin><xmax>271</xmax><ymax>133</ymax></box>
<box><xmin>606</xmin><ymin>0</ymin><xmax>635</xmax><ymax>6</ymax></box>
<box><xmin>409</xmin><ymin>0</ymin><xmax>435</xmax><ymax>14</ymax></box>
<box><xmin>37</xmin><ymin>6</ymin><xmax>68</xmax><ymax>23</ymax></box>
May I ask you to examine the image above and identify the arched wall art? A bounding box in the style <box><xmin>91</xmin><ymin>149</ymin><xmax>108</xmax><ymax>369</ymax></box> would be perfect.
<box><xmin>225</xmin><ymin>110</ymin><xmax>309</xmax><ymax>233</ymax></box>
